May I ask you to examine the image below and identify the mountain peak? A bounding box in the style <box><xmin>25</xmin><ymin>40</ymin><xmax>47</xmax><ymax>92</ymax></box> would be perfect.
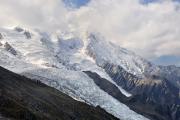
<box><xmin>0</xmin><ymin>26</ymin><xmax>179</xmax><ymax>120</ymax></box>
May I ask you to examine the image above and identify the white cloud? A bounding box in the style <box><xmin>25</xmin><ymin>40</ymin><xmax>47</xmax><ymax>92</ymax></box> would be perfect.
<box><xmin>0</xmin><ymin>0</ymin><xmax>69</xmax><ymax>30</ymax></box>
<box><xmin>0</xmin><ymin>0</ymin><xmax>180</xmax><ymax>60</ymax></box>
<box><xmin>71</xmin><ymin>0</ymin><xmax>180</xmax><ymax>59</ymax></box>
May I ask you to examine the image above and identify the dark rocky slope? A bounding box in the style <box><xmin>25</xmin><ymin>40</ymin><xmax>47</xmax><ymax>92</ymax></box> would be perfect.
<box><xmin>83</xmin><ymin>71</ymin><xmax>127</xmax><ymax>103</ymax></box>
<box><xmin>0</xmin><ymin>66</ymin><xmax>119</xmax><ymax>120</ymax></box>
<box><xmin>102</xmin><ymin>63</ymin><xmax>180</xmax><ymax>119</ymax></box>
<box><xmin>104</xmin><ymin>63</ymin><xmax>179</xmax><ymax>103</ymax></box>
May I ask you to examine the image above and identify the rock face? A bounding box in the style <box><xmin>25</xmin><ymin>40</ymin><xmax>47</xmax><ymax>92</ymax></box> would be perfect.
<box><xmin>84</xmin><ymin>71</ymin><xmax>127</xmax><ymax>103</ymax></box>
<box><xmin>0</xmin><ymin>41</ymin><xmax>17</xmax><ymax>55</ymax></box>
<box><xmin>14</xmin><ymin>27</ymin><xmax>24</xmax><ymax>32</ymax></box>
<box><xmin>0</xmin><ymin>66</ymin><xmax>119</xmax><ymax>120</ymax></box>
<box><xmin>24</xmin><ymin>31</ymin><xmax>31</xmax><ymax>39</ymax></box>
<box><xmin>101</xmin><ymin>63</ymin><xmax>180</xmax><ymax>120</ymax></box>
<box><xmin>158</xmin><ymin>65</ymin><xmax>180</xmax><ymax>89</ymax></box>
<box><xmin>102</xmin><ymin>63</ymin><xmax>139</xmax><ymax>92</ymax></box>
<box><xmin>0</xmin><ymin>33</ymin><xmax>3</xmax><ymax>39</ymax></box>
<box><xmin>3</xmin><ymin>42</ymin><xmax>17</xmax><ymax>55</ymax></box>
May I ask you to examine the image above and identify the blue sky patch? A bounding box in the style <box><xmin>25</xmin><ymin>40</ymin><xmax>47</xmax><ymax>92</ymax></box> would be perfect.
<box><xmin>140</xmin><ymin>0</ymin><xmax>180</xmax><ymax>4</ymax></box>
<box><xmin>63</xmin><ymin>0</ymin><xmax>90</xmax><ymax>8</ymax></box>
<box><xmin>140</xmin><ymin>0</ymin><xmax>159</xmax><ymax>4</ymax></box>
<box><xmin>153</xmin><ymin>55</ymin><xmax>180</xmax><ymax>66</ymax></box>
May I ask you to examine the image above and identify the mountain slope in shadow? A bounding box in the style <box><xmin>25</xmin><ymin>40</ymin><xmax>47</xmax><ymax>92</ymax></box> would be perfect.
<box><xmin>0</xmin><ymin>66</ymin><xmax>119</xmax><ymax>120</ymax></box>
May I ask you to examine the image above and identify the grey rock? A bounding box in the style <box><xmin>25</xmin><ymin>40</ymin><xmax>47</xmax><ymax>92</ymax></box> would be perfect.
<box><xmin>14</xmin><ymin>27</ymin><xmax>24</xmax><ymax>32</ymax></box>
<box><xmin>4</xmin><ymin>42</ymin><xmax>17</xmax><ymax>55</ymax></box>
<box><xmin>24</xmin><ymin>31</ymin><xmax>31</xmax><ymax>39</ymax></box>
<box><xmin>0</xmin><ymin>33</ymin><xmax>3</xmax><ymax>39</ymax></box>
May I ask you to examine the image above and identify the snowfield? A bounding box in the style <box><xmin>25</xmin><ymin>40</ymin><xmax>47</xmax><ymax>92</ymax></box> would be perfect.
<box><xmin>0</xmin><ymin>27</ymin><xmax>149</xmax><ymax>120</ymax></box>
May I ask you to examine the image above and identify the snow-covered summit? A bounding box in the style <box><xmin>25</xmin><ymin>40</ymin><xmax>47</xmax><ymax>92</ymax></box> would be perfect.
<box><xmin>85</xmin><ymin>33</ymin><xmax>159</xmax><ymax>77</ymax></box>
<box><xmin>0</xmin><ymin>26</ymin><xmax>179</xmax><ymax>120</ymax></box>
<box><xmin>1</xmin><ymin>26</ymin><xmax>156</xmax><ymax>77</ymax></box>
<box><xmin>0</xmin><ymin>26</ymin><xmax>151</xmax><ymax>120</ymax></box>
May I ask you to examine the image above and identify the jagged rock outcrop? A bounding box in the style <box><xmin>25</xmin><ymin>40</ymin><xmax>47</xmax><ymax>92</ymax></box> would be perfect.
<box><xmin>158</xmin><ymin>65</ymin><xmax>180</xmax><ymax>89</ymax></box>
<box><xmin>84</xmin><ymin>71</ymin><xmax>127</xmax><ymax>103</ymax></box>
<box><xmin>24</xmin><ymin>31</ymin><xmax>31</xmax><ymax>39</ymax></box>
<box><xmin>14</xmin><ymin>27</ymin><xmax>24</xmax><ymax>32</ymax></box>
<box><xmin>0</xmin><ymin>33</ymin><xmax>3</xmax><ymax>39</ymax></box>
<box><xmin>3</xmin><ymin>42</ymin><xmax>17</xmax><ymax>55</ymax></box>
<box><xmin>102</xmin><ymin>63</ymin><xmax>139</xmax><ymax>92</ymax></box>
<box><xmin>99</xmin><ymin>63</ymin><xmax>180</xmax><ymax>120</ymax></box>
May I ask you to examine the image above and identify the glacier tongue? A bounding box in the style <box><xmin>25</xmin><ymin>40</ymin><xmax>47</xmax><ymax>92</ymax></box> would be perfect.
<box><xmin>0</xmin><ymin>27</ymin><xmax>149</xmax><ymax>120</ymax></box>
<box><xmin>22</xmin><ymin>68</ymin><xmax>148</xmax><ymax>120</ymax></box>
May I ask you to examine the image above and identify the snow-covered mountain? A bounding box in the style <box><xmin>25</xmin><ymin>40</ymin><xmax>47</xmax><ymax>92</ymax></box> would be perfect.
<box><xmin>0</xmin><ymin>27</ymin><xmax>179</xmax><ymax>120</ymax></box>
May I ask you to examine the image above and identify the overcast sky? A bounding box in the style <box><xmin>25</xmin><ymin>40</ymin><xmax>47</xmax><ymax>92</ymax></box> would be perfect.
<box><xmin>0</xmin><ymin>0</ymin><xmax>180</xmax><ymax>66</ymax></box>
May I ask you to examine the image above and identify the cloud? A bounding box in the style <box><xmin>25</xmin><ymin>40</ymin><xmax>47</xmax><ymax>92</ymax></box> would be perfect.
<box><xmin>0</xmin><ymin>0</ymin><xmax>180</xmax><ymax>62</ymax></box>
<box><xmin>70</xmin><ymin>0</ymin><xmax>180</xmax><ymax>59</ymax></box>
<box><xmin>0</xmin><ymin>0</ymin><xmax>69</xmax><ymax>30</ymax></box>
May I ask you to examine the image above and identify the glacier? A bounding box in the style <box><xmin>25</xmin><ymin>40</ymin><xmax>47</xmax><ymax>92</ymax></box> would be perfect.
<box><xmin>0</xmin><ymin>27</ymin><xmax>149</xmax><ymax>120</ymax></box>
